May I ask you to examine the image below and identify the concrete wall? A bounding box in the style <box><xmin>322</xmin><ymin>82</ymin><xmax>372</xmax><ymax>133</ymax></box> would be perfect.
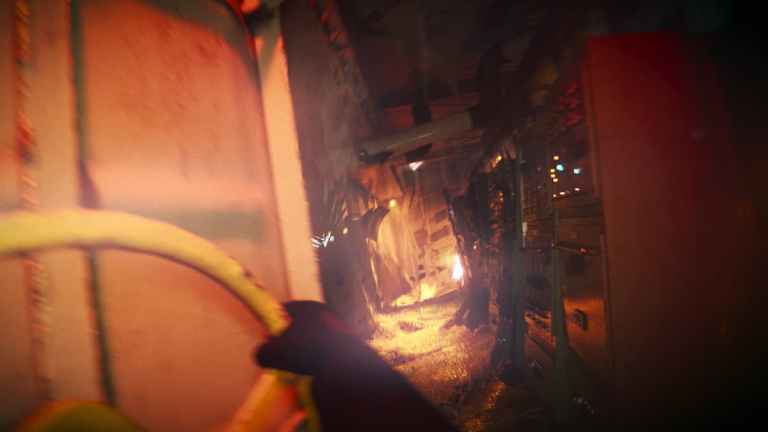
<box><xmin>279</xmin><ymin>0</ymin><xmax>380</xmax><ymax>326</ymax></box>
<box><xmin>280</xmin><ymin>0</ymin><xmax>374</xmax><ymax>230</ymax></box>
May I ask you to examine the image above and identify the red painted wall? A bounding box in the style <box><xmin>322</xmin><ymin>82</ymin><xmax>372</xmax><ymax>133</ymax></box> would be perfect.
<box><xmin>586</xmin><ymin>33</ymin><xmax>756</xmax><ymax>421</ymax></box>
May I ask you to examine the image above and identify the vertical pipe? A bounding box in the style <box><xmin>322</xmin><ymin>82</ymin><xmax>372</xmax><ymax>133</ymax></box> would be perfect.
<box><xmin>68</xmin><ymin>0</ymin><xmax>117</xmax><ymax>407</ymax></box>
<box><xmin>250</xmin><ymin>8</ymin><xmax>322</xmax><ymax>430</ymax></box>
<box><xmin>548</xmin><ymin>144</ymin><xmax>572</xmax><ymax>423</ymax></box>
<box><xmin>252</xmin><ymin>7</ymin><xmax>323</xmax><ymax>302</ymax></box>
<box><xmin>511</xmin><ymin>147</ymin><xmax>526</xmax><ymax>369</ymax></box>
<box><xmin>84</xmin><ymin>255</ymin><xmax>116</xmax><ymax>406</ymax></box>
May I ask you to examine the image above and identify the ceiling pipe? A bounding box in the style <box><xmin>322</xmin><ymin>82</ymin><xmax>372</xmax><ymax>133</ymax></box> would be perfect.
<box><xmin>359</xmin><ymin>106</ymin><xmax>486</xmax><ymax>158</ymax></box>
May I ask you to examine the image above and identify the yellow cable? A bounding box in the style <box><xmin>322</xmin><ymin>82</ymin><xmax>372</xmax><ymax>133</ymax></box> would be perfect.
<box><xmin>0</xmin><ymin>209</ymin><xmax>288</xmax><ymax>334</ymax></box>
<box><xmin>0</xmin><ymin>209</ymin><xmax>319</xmax><ymax>431</ymax></box>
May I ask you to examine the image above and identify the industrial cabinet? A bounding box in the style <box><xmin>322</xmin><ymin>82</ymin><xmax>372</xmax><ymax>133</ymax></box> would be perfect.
<box><xmin>519</xmin><ymin>33</ymin><xmax>753</xmax><ymax>426</ymax></box>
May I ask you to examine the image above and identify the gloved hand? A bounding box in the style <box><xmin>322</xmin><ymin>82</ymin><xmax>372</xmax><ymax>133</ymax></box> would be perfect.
<box><xmin>256</xmin><ymin>301</ymin><xmax>457</xmax><ymax>431</ymax></box>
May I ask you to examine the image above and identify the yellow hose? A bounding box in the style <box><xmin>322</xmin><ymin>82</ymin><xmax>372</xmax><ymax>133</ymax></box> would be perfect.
<box><xmin>0</xmin><ymin>209</ymin><xmax>288</xmax><ymax>334</ymax></box>
<box><xmin>0</xmin><ymin>209</ymin><xmax>318</xmax><ymax>431</ymax></box>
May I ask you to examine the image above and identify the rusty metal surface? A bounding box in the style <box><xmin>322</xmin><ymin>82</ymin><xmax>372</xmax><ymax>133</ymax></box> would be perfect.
<box><xmin>2</xmin><ymin>2</ymin><xmax>106</xmax><ymax>428</ymax></box>
<box><xmin>12</xmin><ymin>0</ymin><xmax>52</xmax><ymax>407</ymax></box>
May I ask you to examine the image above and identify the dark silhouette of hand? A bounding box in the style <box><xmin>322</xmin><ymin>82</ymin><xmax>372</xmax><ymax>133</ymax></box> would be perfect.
<box><xmin>255</xmin><ymin>301</ymin><xmax>458</xmax><ymax>431</ymax></box>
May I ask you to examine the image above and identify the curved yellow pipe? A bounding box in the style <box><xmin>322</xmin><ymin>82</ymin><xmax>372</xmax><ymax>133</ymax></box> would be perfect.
<box><xmin>0</xmin><ymin>209</ymin><xmax>289</xmax><ymax>334</ymax></box>
<box><xmin>0</xmin><ymin>209</ymin><xmax>318</xmax><ymax>431</ymax></box>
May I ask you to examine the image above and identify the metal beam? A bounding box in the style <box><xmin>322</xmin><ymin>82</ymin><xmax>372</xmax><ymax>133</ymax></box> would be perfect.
<box><xmin>361</xmin><ymin>110</ymin><xmax>476</xmax><ymax>155</ymax></box>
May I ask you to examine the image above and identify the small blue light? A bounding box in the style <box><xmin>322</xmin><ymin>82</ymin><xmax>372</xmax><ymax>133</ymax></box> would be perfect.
<box><xmin>555</xmin><ymin>163</ymin><xmax>565</xmax><ymax>172</ymax></box>
<box><xmin>573</xmin><ymin>167</ymin><xmax>582</xmax><ymax>175</ymax></box>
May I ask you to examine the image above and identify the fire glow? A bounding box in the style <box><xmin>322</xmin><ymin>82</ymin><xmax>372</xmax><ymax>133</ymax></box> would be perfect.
<box><xmin>420</xmin><ymin>282</ymin><xmax>437</xmax><ymax>301</ymax></box>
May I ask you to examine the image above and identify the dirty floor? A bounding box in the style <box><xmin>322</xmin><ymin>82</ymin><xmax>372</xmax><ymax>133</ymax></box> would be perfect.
<box><xmin>369</xmin><ymin>295</ymin><xmax>550</xmax><ymax>431</ymax></box>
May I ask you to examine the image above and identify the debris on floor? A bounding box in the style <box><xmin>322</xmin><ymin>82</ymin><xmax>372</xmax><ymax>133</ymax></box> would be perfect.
<box><xmin>369</xmin><ymin>294</ymin><xmax>548</xmax><ymax>431</ymax></box>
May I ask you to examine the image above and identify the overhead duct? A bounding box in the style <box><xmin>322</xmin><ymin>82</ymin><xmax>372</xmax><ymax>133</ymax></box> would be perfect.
<box><xmin>359</xmin><ymin>107</ymin><xmax>486</xmax><ymax>159</ymax></box>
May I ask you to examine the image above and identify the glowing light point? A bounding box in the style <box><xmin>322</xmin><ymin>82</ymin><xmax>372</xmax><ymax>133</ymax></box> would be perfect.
<box><xmin>451</xmin><ymin>254</ymin><xmax>464</xmax><ymax>281</ymax></box>
<box><xmin>573</xmin><ymin>167</ymin><xmax>582</xmax><ymax>175</ymax></box>
<box><xmin>342</xmin><ymin>227</ymin><xmax>349</xmax><ymax>235</ymax></box>
<box><xmin>574</xmin><ymin>187</ymin><xmax>581</xmax><ymax>192</ymax></box>
<box><xmin>556</xmin><ymin>163</ymin><xmax>565</xmax><ymax>172</ymax></box>
<box><xmin>553</xmin><ymin>155</ymin><xmax>560</xmax><ymax>161</ymax></box>
<box><xmin>550</xmin><ymin>168</ymin><xmax>556</xmax><ymax>173</ymax></box>
<box><xmin>409</xmin><ymin>161</ymin><xmax>423</xmax><ymax>171</ymax></box>
<box><xmin>388</xmin><ymin>199</ymin><xmax>397</xmax><ymax>208</ymax></box>
<box><xmin>552</xmin><ymin>178</ymin><xmax>559</xmax><ymax>183</ymax></box>
<box><xmin>560</xmin><ymin>191</ymin><xmax>566</xmax><ymax>196</ymax></box>
<box><xmin>420</xmin><ymin>282</ymin><xmax>438</xmax><ymax>301</ymax></box>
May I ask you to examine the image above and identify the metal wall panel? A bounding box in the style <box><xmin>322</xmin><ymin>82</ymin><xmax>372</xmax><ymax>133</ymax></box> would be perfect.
<box><xmin>75</xmin><ymin>1</ymin><xmax>289</xmax><ymax>429</ymax></box>
<box><xmin>586</xmin><ymin>33</ymin><xmax>744</xmax><ymax>421</ymax></box>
